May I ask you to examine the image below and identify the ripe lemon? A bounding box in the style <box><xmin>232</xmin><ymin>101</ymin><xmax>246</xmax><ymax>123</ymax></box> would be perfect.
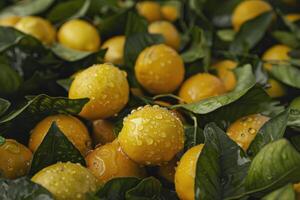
<box><xmin>58</xmin><ymin>19</ymin><xmax>100</xmax><ymax>52</ymax></box>
<box><xmin>266</xmin><ymin>78</ymin><xmax>285</xmax><ymax>98</ymax></box>
<box><xmin>15</xmin><ymin>16</ymin><xmax>56</xmax><ymax>45</ymax></box>
<box><xmin>178</xmin><ymin>73</ymin><xmax>226</xmax><ymax>103</ymax></box>
<box><xmin>294</xmin><ymin>183</ymin><xmax>300</xmax><ymax>200</ymax></box>
<box><xmin>69</xmin><ymin>64</ymin><xmax>129</xmax><ymax>120</ymax></box>
<box><xmin>118</xmin><ymin>105</ymin><xmax>184</xmax><ymax>165</ymax></box>
<box><xmin>227</xmin><ymin>114</ymin><xmax>269</xmax><ymax>151</ymax></box>
<box><xmin>135</xmin><ymin>44</ymin><xmax>185</xmax><ymax>94</ymax></box>
<box><xmin>136</xmin><ymin>1</ymin><xmax>161</xmax><ymax>22</ymax></box>
<box><xmin>262</xmin><ymin>44</ymin><xmax>291</xmax><ymax>71</ymax></box>
<box><xmin>0</xmin><ymin>139</ymin><xmax>32</xmax><ymax>179</ymax></box>
<box><xmin>148</xmin><ymin>21</ymin><xmax>181</xmax><ymax>50</ymax></box>
<box><xmin>29</xmin><ymin>114</ymin><xmax>92</xmax><ymax>156</ymax></box>
<box><xmin>214</xmin><ymin>60</ymin><xmax>238</xmax><ymax>91</ymax></box>
<box><xmin>101</xmin><ymin>35</ymin><xmax>125</xmax><ymax>65</ymax></box>
<box><xmin>232</xmin><ymin>0</ymin><xmax>272</xmax><ymax>31</ymax></box>
<box><xmin>285</xmin><ymin>14</ymin><xmax>300</xmax><ymax>22</ymax></box>
<box><xmin>0</xmin><ymin>16</ymin><xmax>21</xmax><ymax>27</ymax></box>
<box><xmin>92</xmin><ymin>119</ymin><xmax>116</xmax><ymax>146</ymax></box>
<box><xmin>175</xmin><ymin>144</ymin><xmax>204</xmax><ymax>200</ymax></box>
<box><xmin>85</xmin><ymin>140</ymin><xmax>145</xmax><ymax>183</ymax></box>
<box><xmin>161</xmin><ymin>5</ymin><xmax>179</xmax><ymax>22</ymax></box>
<box><xmin>31</xmin><ymin>162</ymin><xmax>100</xmax><ymax>200</ymax></box>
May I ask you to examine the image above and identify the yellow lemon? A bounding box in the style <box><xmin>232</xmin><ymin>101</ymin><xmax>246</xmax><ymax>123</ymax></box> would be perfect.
<box><xmin>214</xmin><ymin>60</ymin><xmax>238</xmax><ymax>91</ymax></box>
<box><xmin>136</xmin><ymin>1</ymin><xmax>162</xmax><ymax>22</ymax></box>
<box><xmin>101</xmin><ymin>35</ymin><xmax>125</xmax><ymax>65</ymax></box>
<box><xmin>262</xmin><ymin>44</ymin><xmax>291</xmax><ymax>71</ymax></box>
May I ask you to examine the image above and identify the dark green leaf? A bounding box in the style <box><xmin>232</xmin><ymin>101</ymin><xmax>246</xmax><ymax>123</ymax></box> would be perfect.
<box><xmin>0</xmin><ymin>27</ymin><xmax>25</xmax><ymax>52</ymax></box>
<box><xmin>96</xmin><ymin>177</ymin><xmax>140</xmax><ymax>200</ymax></box>
<box><xmin>57</xmin><ymin>78</ymin><xmax>74</xmax><ymax>91</ymax></box>
<box><xmin>0</xmin><ymin>177</ymin><xmax>54</xmax><ymax>200</ymax></box>
<box><xmin>270</xmin><ymin>64</ymin><xmax>300</xmax><ymax>89</ymax></box>
<box><xmin>0</xmin><ymin>59</ymin><xmax>22</xmax><ymax>96</ymax></box>
<box><xmin>195</xmin><ymin>123</ymin><xmax>251</xmax><ymax>200</ymax></box>
<box><xmin>125</xmin><ymin>11</ymin><xmax>148</xmax><ymax>36</ymax></box>
<box><xmin>290</xmin><ymin>135</ymin><xmax>300</xmax><ymax>152</ymax></box>
<box><xmin>272</xmin><ymin>31</ymin><xmax>300</xmax><ymax>49</ymax></box>
<box><xmin>0</xmin><ymin>0</ymin><xmax>55</xmax><ymax>17</ymax></box>
<box><xmin>247</xmin><ymin>110</ymin><xmax>290</xmax><ymax>157</ymax></box>
<box><xmin>0</xmin><ymin>98</ymin><xmax>10</xmax><ymax>116</ymax></box>
<box><xmin>174</xmin><ymin>64</ymin><xmax>256</xmax><ymax>114</ymax></box>
<box><xmin>184</xmin><ymin>124</ymin><xmax>204</xmax><ymax>150</ymax></box>
<box><xmin>29</xmin><ymin>122</ymin><xmax>85</xmax><ymax>175</ymax></box>
<box><xmin>124</xmin><ymin>33</ymin><xmax>164</xmax><ymax>68</ymax></box>
<box><xmin>245</xmin><ymin>139</ymin><xmax>300</xmax><ymax>197</ymax></box>
<box><xmin>262</xmin><ymin>184</ymin><xmax>296</xmax><ymax>200</ymax></box>
<box><xmin>230</xmin><ymin>12</ymin><xmax>273</xmax><ymax>53</ymax></box>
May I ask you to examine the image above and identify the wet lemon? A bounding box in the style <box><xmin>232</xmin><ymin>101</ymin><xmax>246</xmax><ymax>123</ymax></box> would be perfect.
<box><xmin>262</xmin><ymin>44</ymin><xmax>291</xmax><ymax>71</ymax></box>
<box><xmin>15</xmin><ymin>16</ymin><xmax>56</xmax><ymax>45</ymax></box>
<box><xmin>285</xmin><ymin>14</ymin><xmax>300</xmax><ymax>22</ymax></box>
<box><xmin>92</xmin><ymin>119</ymin><xmax>116</xmax><ymax>146</ymax></box>
<box><xmin>178</xmin><ymin>73</ymin><xmax>226</xmax><ymax>103</ymax></box>
<box><xmin>31</xmin><ymin>162</ymin><xmax>100</xmax><ymax>200</ymax></box>
<box><xmin>148</xmin><ymin>21</ymin><xmax>180</xmax><ymax>50</ymax></box>
<box><xmin>161</xmin><ymin>5</ymin><xmax>179</xmax><ymax>22</ymax></box>
<box><xmin>135</xmin><ymin>44</ymin><xmax>185</xmax><ymax>94</ymax></box>
<box><xmin>29</xmin><ymin>114</ymin><xmax>92</xmax><ymax>156</ymax></box>
<box><xmin>0</xmin><ymin>139</ymin><xmax>32</xmax><ymax>179</ymax></box>
<box><xmin>158</xmin><ymin>157</ymin><xmax>177</xmax><ymax>182</ymax></box>
<box><xmin>214</xmin><ymin>60</ymin><xmax>238</xmax><ymax>91</ymax></box>
<box><xmin>118</xmin><ymin>105</ymin><xmax>184</xmax><ymax>165</ymax></box>
<box><xmin>0</xmin><ymin>16</ymin><xmax>21</xmax><ymax>27</ymax></box>
<box><xmin>227</xmin><ymin>114</ymin><xmax>270</xmax><ymax>151</ymax></box>
<box><xmin>232</xmin><ymin>0</ymin><xmax>272</xmax><ymax>31</ymax></box>
<box><xmin>266</xmin><ymin>78</ymin><xmax>285</xmax><ymax>98</ymax></box>
<box><xmin>175</xmin><ymin>144</ymin><xmax>204</xmax><ymax>200</ymax></box>
<box><xmin>101</xmin><ymin>35</ymin><xmax>125</xmax><ymax>65</ymax></box>
<box><xmin>58</xmin><ymin>19</ymin><xmax>100</xmax><ymax>52</ymax></box>
<box><xmin>69</xmin><ymin>64</ymin><xmax>129</xmax><ymax>120</ymax></box>
<box><xmin>136</xmin><ymin>1</ymin><xmax>161</xmax><ymax>22</ymax></box>
<box><xmin>86</xmin><ymin>140</ymin><xmax>145</xmax><ymax>183</ymax></box>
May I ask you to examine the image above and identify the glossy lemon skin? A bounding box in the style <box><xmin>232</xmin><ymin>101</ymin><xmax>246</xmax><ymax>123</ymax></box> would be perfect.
<box><xmin>214</xmin><ymin>60</ymin><xmax>238</xmax><ymax>92</ymax></box>
<box><xmin>179</xmin><ymin>73</ymin><xmax>226</xmax><ymax>103</ymax></box>
<box><xmin>31</xmin><ymin>162</ymin><xmax>100</xmax><ymax>200</ymax></box>
<box><xmin>29</xmin><ymin>114</ymin><xmax>92</xmax><ymax>156</ymax></box>
<box><xmin>118</xmin><ymin>105</ymin><xmax>184</xmax><ymax>165</ymax></box>
<box><xmin>15</xmin><ymin>16</ymin><xmax>56</xmax><ymax>45</ymax></box>
<box><xmin>227</xmin><ymin>114</ymin><xmax>269</xmax><ymax>151</ymax></box>
<box><xmin>0</xmin><ymin>16</ymin><xmax>21</xmax><ymax>27</ymax></box>
<box><xmin>69</xmin><ymin>64</ymin><xmax>129</xmax><ymax>120</ymax></box>
<box><xmin>161</xmin><ymin>5</ymin><xmax>179</xmax><ymax>22</ymax></box>
<box><xmin>0</xmin><ymin>139</ymin><xmax>32</xmax><ymax>179</ymax></box>
<box><xmin>101</xmin><ymin>35</ymin><xmax>125</xmax><ymax>65</ymax></box>
<box><xmin>285</xmin><ymin>14</ymin><xmax>300</xmax><ymax>22</ymax></box>
<box><xmin>232</xmin><ymin>0</ymin><xmax>272</xmax><ymax>31</ymax></box>
<box><xmin>136</xmin><ymin>1</ymin><xmax>161</xmax><ymax>22</ymax></box>
<box><xmin>262</xmin><ymin>45</ymin><xmax>291</xmax><ymax>71</ymax></box>
<box><xmin>148</xmin><ymin>21</ymin><xmax>180</xmax><ymax>50</ymax></box>
<box><xmin>58</xmin><ymin>19</ymin><xmax>100</xmax><ymax>52</ymax></box>
<box><xmin>86</xmin><ymin>140</ymin><xmax>145</xmax><ymax>183</ymax></box>
<box><xmin>175</xmin><ymin>144</ymin><xmax>204</xmax><ymax>200</ymax></box>
<box><xmin>92</xmin><ymin>119</ymin><xmax>116</xmax><ymax>146</ymax></box>
<box><xmin>266</xmin><ymin>79</ymin><xmax>285</xmax><ymax>98</ymax></box>
<box><xmin>158</xmin><ymin>157</ymin><xmax>177</xmax><ymax>182</ymax></box>
<box><xmin>135</xmin><ymin>44</ymin><xmax>185</xmax><ymax>94</ymax></box>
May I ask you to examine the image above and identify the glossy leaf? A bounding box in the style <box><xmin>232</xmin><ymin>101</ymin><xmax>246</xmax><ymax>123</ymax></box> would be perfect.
<box><xmin>262</xmin><ymin>184</ymin><xmax>295</xmax><ymax>200</ymax></box>
<box><xmin>0</xmin><ymin>59</ymin><xmax>22</xmax><ymax>96</ymax></box>
<box><xmin>271</xmin><ymin>64</ymin><xmax>300</xmax><ymax>89</ymax></box>
<box><xmin>0</xmin><ymin>98</ymin><xmax>10</xmax><ymax>116</ymax></box>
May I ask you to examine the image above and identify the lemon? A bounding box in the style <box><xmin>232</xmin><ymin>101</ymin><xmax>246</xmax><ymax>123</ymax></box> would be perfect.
<box><xmin>136</xmin><ymin>1</ymin><xmax>162</xmax><ymax>22</ymax></box>
<box><xmin>262</xmin><ymin>44</ymin><xmax>291</xmax><ymax>71</ymax></box>
<box><xmin>214</xmin><ymin>60</ymin><xmax>238</xmax><ymax>92</ymax></box>
<box><xmin>101</xmin><ymin>35</ymin><xmax>125</xmax><ymax>65</ymax></box>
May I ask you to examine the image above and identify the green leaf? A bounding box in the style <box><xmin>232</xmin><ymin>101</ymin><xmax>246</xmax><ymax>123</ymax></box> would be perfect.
<box><xmin>270</xmin><ymin>64</ymin><xmax>300</xmax><ymax>89</ymax></box>
<box><xmin>0</xmin><ymin>95</ymin><xmax>88</xmax><ymax>139</ymax></box>
<box><xmin>57</xmin><ymin>77</ymin><xmax>74</xmax><ymax>91</ymax></box>
<box><xmin>262</xmin><ymin>184</ymin><xmax>296</xmax><ymax>200</ymax></box>
<box><xmin>96</xmin><ymin>177</ymin><xmax>140</xmax><ymax>200</ymax></box>
<box><xmin>0</xmin><ymin>177</ymin><xmax>54</xmax><ymax>200</ymax></box>
<box><xmin>230</xmin><ymin>12</ymin><xmax>273</xmax><ymax>53</ymax></box>
<box><xmin>0</xmin><ymin>98</ymin><xmax>10</xmax><ymax>116</ymax></box>
<box><xmin>174</xmin><ymin>64</ymin><xmax>256</xmax><ymax>114</ymax></box>
<box><xmin>0</xmin><ymin>59</ymin><xmax>22</xmax><ymax>96</ymax></box>
<box><xmin>0</xmin><ymin>27</ymin><xmax>25</xmax><ymax>52</ymax></box>
<box><xmin>47</xmin><ymin>0</ymin><xmax>91</xmax><ymax>23</ymax></box>
<box><xmin>124</xmin><ymin>33</ymin><xmax>164</xmax><ymax>68</ymax></box>
<box><xmin>125</xmin><ymin>11</ymin><xmax>148</xmax><ymax>36</ymax></box>
<box><xmin>0</xmin><ymin>136</ymin><xmax>5</xmax><ymax>146</ymax></box>
<box><xmin>217</xmin><ymin>29</ymin><xmax>236</xmax><ymax>42</ymax></box>
<box><xmin>195</xmin><ymin>123</ymin><xmax>251</xmax><ymax>200</ymax></box>
<box><xmin>245</xmin><ymin>139</ymin><xmax>300</xmax><ymax>197</ymax></box>
<box><xmin>272</xmin><ymin>31</ymin><xmax>300</xmax><ymax>49</ymax></box>
<box><xmin>184</xmin><ymin>124</ymin><xmax>204</xmax><ymax>150</ymax></box>
<box><xmin>29</xmin><ymin>122</ymin><xmax>85</xmax><ymax>175</ymax></box>
<box><xmin>0</xmin><ymin>0</ymin><xmax>55</xmax><ymax>17</ymax></box>
<box><xmin>247</xmin><ymin>110</ymin><xmax>290</xmax><ymax>157</ymax></box>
